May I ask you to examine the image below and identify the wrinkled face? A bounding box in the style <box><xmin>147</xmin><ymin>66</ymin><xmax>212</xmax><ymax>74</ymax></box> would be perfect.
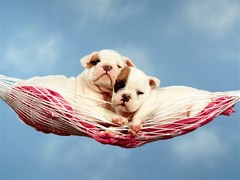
<box><xmin>81</xmin><ymin>50</ymin><xmax>134</xmax><ymax>93</ymax></box>
<box><xmin>112</xmin><ymin>67</ymin><xmax>157</xmax><ymax>117</ymax></box>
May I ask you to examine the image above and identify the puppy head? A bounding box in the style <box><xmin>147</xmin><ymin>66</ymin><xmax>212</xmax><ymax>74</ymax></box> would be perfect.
<box><xmin>112</xmin><ymin>67</ymin><xmax>160</xmax><ymax>117</ymax></box>
<box><xmin>80</xmin><ymin>49</ymin><xmax>135</xmax><ymax>93</ymax></box>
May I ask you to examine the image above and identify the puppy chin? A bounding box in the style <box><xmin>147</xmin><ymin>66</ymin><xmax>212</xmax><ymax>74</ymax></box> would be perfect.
<box><xmin>95</xmin><ymin>80</ymin><xmax>112</xmax><ymax>91</ymax></box>
<box><xmin>92</xmin><ymin>69</ymin><xmax>118</xmax><ymax>89</ymax></box>
<box><xmin>113</xmin><ymin>99</ymin><xmax>140</xmax><ymax>116</ymax></box>
<box><xmin>125</xmin><ymin>102</ymin><xmax>140</xmax><ymax>113</ymax></box>
<box><xmin>90</xmin><ymin>75</ymin><xmax>113</xmax><ymax>93</ymax></box>
<box><xmin>115</xmin><ymin>106</ymin><xmax>133</xmax><ymax>117</ymax></box>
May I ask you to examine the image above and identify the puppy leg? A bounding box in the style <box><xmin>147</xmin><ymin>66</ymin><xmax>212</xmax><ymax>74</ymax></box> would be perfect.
<box><xmin>129</xmin><ymin>119</ymin><xmax>143</xmax><ymax>135</ymax></box>
<box><xmin>112</xmin><ymin>115</ymin><xmax>129</xmax><ymax>126</ymax></box>
<box><xmin>129</xmin><ymin>113</ymin><xmax>147</xmax><ymax>135</ymax></box>
<box><xmin>129</xmin><ymin>104</ymin><xmax>157</xmax><ymax>135</ymax></box>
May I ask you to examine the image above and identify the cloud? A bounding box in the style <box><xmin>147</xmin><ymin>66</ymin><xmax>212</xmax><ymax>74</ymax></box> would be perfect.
<box><xmin>171</xmin><ymin>128</ymin><xmax>228</xmax><ymax>166</ymax></box>
<box><xmin>116</xmin><ymin>45</ymin><xmax>157</xmax><ymax>76</ymax></box>
<box><xmin>39</xmin><ymin>136</ymin><xmax>130</xmax><ymax>179</ymax></box>
<box><xmin>185</xmin><ymin>1</ymin><xmax>239</xmax><ymax>37</ymax></box>
<box><xmin>2</xmin><ymin>27</ymin><xmax>63</xmax><ymax>76</ymax></box>
<box><xmin>74</xmin><ymin>1</ymin><xmax>145</xmax><ymax>22</ymax></box>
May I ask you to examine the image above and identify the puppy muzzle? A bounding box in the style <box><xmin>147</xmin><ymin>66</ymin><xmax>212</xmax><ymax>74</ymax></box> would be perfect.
<box><xmin>102</xmin><ymin>65</ymin><xmax>112</xmax><ymax>72</ymax></box>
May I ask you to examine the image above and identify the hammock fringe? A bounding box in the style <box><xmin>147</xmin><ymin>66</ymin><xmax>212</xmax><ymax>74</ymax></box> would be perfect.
<box><xmin>0</xmin><ymin>75</ymin><xmax>239</xmax><ymax>148</ymax></box>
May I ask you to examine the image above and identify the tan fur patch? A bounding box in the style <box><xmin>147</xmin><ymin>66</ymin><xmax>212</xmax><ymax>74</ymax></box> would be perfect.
<box><xmin>114</xmin><ymin>67</ymin><xmax>130</xmax><ymax>93</ymax></box>
<box><xmin>86</xmin><ymin>53</ymin><xmax>99</xmax><ymax>69</ymax></box>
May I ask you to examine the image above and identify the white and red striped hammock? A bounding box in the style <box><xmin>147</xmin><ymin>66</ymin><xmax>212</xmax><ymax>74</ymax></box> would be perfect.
<box><xmin>0</xmin><ymin>75</ymin><xmax>239</xmax><ymax>148</ymax></box>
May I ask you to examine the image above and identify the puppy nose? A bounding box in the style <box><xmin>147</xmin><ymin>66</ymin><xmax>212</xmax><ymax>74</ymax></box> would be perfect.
<box><xmin>103</xmin><ymin>65</ymin><xmax>112</xmax><ymax>72</ymax></box>
<box><xmin>121</xmin><ymin>94</ymin><xmax>131</xmax><ymax>102</ymax></box>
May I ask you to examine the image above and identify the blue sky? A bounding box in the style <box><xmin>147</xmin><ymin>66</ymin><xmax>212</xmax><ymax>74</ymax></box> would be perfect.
<box><xmin>0</xmin><ymin>0</ymin><xmax>239</xmax><ymax>179</ymax></box>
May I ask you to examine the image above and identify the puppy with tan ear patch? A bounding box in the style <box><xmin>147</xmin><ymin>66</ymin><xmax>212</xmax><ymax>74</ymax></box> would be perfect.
<box><xmin>112</xmin><ymin>67</ymin><xmax>211</xmax><ymax>134</ymax></box>
<box><xmin>80</xmin><ymin>49</ymin><xmax>135</xmax><ymax>99</ymax></box>
<box><xmin>23</xmin><ymin>49</ymin><xmax>135</xmax><ymax>127</ymax></box>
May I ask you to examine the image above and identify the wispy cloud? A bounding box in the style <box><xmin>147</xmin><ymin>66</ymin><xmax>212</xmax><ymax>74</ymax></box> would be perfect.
<box><xmin>116</xmin><ymin>45</ymin><xmax>157</xmax><ymax>76</ymax></box>
<box><xmin>73</xmin><ymin>1</ymin><xmax>145</xmax><ymax>22</ymax></box>
<box><xmin>171</xmin><ymin>128</ymin><xmax>228</xmax><ymax>166</ymax></box>
<box><xmin>185</xmin><ymin>1</ymin><xmax>239</xmax><ymax>37</ymax></box>
<box><xmin>39</xmin><ymin>136</ymin><xmax>130</xmax><ymax>179</ymax></box>
<box><xmin>2</xmin><ymin>26</ymin><xmax>63</xmax><ymax>76</ymax></box>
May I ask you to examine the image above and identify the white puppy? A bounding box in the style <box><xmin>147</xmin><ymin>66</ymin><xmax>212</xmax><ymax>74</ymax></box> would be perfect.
<box><xmin>112</xmin><ymin>67</ymin><xmax>212</xmax><ymax>134</ymax></box>
<box><xmin>20</xmin><ymin>49</ymin><xmax>134</xmax><ymax>125</ymax></box>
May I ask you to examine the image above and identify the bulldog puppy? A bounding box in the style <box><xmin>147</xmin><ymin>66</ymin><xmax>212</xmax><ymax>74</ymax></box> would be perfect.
<box><xmin>80</xmin><ymin>49</ymin><xmax>135</xmax><ymax>99</ymax></box>
<box><xmin>21</xmin><ymin>49</ymin><xmax>135</xmax><ymax>126</ymax></box>
<box><xmin>112</xmin><ymin>67</ymin><xmax>211</xmax><ymax>134</ymax></box>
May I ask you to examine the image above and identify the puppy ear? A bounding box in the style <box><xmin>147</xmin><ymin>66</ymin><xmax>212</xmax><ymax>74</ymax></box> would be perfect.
<box><xmin>80</xmin><ymin>51</ymin><xmax>98</xmax><ymax>67</ymax></box>
<box><xmin>148</xmin><ymin>76</ymin><xmax>160</xmax><ymax>88</ymax></box>
<box><xmin>123</xmin><ymin>56</ymin><xmax>135</xmax><ymax>67</ymax></box>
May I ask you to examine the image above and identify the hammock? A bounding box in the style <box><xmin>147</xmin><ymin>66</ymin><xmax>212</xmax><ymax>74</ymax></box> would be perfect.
<box><xmin>0</xmin><ymin>75</ymin><xmax>239</xmax><ymax>148</ymax></box>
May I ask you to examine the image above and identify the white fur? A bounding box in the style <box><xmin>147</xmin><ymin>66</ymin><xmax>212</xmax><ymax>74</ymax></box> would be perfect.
<box><xmin>112</xmin><ymin>67</ymin><xmax>212</xmax><ymax>134</ymax></box>
<box><xmin>18</xmin><ymin>50</ymin><xmax>134</xmax><ymax>126</ymax></box>
<box><xmin>80</xmin><ymin>49</ymin><xmax>133</xmax><ymax>95</ymax></box>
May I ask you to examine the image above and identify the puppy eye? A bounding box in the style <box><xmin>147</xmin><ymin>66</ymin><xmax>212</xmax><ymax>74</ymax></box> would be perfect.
<box><xmin>90</xmin><ymin>59</ymin><xmax>100</xmax><ymax>65</ymax></box>
<box><xmin>114</xmin><ymin>81</ymin><xmax>125</xmax><ymax>93</ymax></box>
<box><xmin>117</xmin><ymin>65</ymin><xmax>122</xmax><ymax>69</ymax></box>
<box><xmin>137</xmin><ymin>91</ymin><xmax>144</xmax><ymax>96</ymax></box>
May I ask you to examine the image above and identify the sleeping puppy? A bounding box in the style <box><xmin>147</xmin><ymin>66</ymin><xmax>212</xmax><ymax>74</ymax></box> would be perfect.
<box><xmin>20</xmin><ymin>49</ymin><xmax>134</xmax><ymax>125</ymax></box>
<box><xmin>112</xmin><ymin>67</ymin><xmax>212</xmax><ymax>134</ymax></box>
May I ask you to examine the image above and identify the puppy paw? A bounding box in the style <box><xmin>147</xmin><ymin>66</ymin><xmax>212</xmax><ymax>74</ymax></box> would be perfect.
<box><xmin>99</xmin><ymin>128</ymin><xmax>116</xmax><ymax>138</ymax></box>
<box><xmin>112</xmin><ymin>116</ymin><xmax>128</xmax><ymax>126</ymax></box>
<box><xmin>129</xmin><ymin>121</ymin><xmax>142</xmax><ymax>135</ymax></box>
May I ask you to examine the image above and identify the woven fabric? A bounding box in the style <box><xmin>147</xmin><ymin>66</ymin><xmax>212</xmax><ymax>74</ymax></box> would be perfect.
<box><xmin>0</xmin><ymin>75</ymin><xmax>239</xmax><ymax>148</ymax></box>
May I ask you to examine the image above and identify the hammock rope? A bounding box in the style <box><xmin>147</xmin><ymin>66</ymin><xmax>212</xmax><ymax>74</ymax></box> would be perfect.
<box><xmin>0</xmin><ymin>75</ymin><xmax>239</xmax><ymax>148</ymax></box>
